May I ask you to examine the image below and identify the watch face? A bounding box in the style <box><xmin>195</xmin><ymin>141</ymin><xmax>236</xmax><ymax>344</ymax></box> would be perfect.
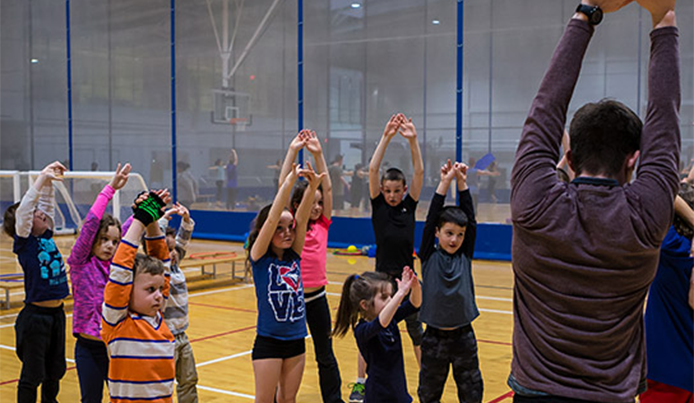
<box><xmin>591</xmin><ymin>8</ymin><xmax>604</xmax><ymax>24</ymax></box>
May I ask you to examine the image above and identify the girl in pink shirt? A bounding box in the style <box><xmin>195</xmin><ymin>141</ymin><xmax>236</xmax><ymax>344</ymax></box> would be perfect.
<box><xmin>67</xmin><ymin>163</ymin><xmax>132</xmax><ymax>403</ymax></box>
<box><xmin>279</xmin><ymin>130</ymin><xmax>342</xmax><ymax>402</ymax></box>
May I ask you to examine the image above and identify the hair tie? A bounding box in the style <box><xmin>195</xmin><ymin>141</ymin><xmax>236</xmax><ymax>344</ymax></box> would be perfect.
<box><xmin>354</xmin><ymin>274</ymin><xmax>360</xmax><ymax>280</ymax></box>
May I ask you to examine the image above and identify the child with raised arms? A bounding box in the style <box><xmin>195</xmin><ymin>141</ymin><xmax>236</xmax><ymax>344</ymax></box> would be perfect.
<box><xmin>417</xmin><ymin>160</ymin><xmax>482</xmax><ymax>403</ymax></box>
<box><xmin>2</xmin><ymin>161</ymin><xmax>69</xmax><ymax>402</ymax></box>
<box><xmin>101</xmin><ymin>189</ymin><xmax>175</xmax><ymax>403</ymax></box>
<box><xmin>247</xmin><ymin>161</ymin><xmax>323</xmax><ymax>403</ymax></box>
<box><xmin>279</xmin><ymin>130</ymin><xmax>343</xmax><ymax>402</ymax></box>
<box><xmin>158</xmin><ymin>203</ymin><xmax>199</xmax><ymax>403</ymax></box>
<box><xmin>333</xmin><ymin>266</ymin><xmax>422</xmax><ymax>403</ymax></box>
<box><xmin>68</xmin><ymin>163</ymin><xmax>132</xmax><ymax>403</ymax></box>
<box><xmin>347</xmin><ymin>113</ymin><xmax>424</xmax><ymax>402</ymax></box>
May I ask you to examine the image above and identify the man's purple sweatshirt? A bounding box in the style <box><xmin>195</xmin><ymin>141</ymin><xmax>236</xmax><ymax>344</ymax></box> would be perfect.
<box><xmin>509</xmin><ymin>20</ymin><xmax>680</xmax><ymax>402</ymax></box>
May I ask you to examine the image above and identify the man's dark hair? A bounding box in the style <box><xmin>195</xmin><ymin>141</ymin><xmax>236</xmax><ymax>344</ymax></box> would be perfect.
<box><xmin>380</xmin><ymin>168</ymin><xmax>407</xmax><ymax>186</ymax></box>
<box><xmin>569</xmin><ymin>99</ymin><xmax>642</xmax><ymax>178</ymax></box>
<box><xmin>437</xmin><ymin>206</ymin><xmax>468</xmax><ymax>229</ymax></box>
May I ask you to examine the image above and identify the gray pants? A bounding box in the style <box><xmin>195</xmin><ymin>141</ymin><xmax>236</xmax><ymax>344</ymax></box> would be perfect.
<box><xmin>418</xmin><ymin>325</ymin><xmax>483</xmax><ymax>403</ymax></box>
<box><xmin>174</xmin><ymin>332</ymin><xmax>199</xmax><ymax>403</ymax></box>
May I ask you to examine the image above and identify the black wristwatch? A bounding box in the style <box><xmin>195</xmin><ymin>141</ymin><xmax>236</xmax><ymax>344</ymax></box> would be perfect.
<box><xmin>575</xmin><ymin>4</ymin><xmax>603</xmax><ymax>25</ymax></box>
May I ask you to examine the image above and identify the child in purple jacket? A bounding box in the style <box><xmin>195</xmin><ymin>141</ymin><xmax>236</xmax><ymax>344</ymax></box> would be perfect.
<box><xmin>67</xmin><ymin>163</ymin><xmax>132</xmax><ymax>403</ymax></box>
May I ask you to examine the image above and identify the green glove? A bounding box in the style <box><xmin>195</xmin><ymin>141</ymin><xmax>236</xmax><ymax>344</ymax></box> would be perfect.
<box><xmin>133</xmin><ymin>192</ymin><xmax>166</xmax><ymax>226</ymax></box>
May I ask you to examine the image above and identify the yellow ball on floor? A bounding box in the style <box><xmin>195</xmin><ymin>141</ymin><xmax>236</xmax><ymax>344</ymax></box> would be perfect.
<box><xmin>347</xmin><ymin>245</ymin><xmax>358</xmax><ymax>252</ymax></box>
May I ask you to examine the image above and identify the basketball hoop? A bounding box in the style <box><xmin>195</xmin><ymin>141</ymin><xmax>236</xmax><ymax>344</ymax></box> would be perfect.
<box><xmin>229</xmin><ymin>117</ymin><xmax>248</xmax><ymax>131</ymax></box>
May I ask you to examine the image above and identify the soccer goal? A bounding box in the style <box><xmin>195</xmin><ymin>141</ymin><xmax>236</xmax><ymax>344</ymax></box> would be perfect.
<box><xmin>0</xmin><ymin>170</ymin><xmax>148</xmax><ymax>235</ymax></box>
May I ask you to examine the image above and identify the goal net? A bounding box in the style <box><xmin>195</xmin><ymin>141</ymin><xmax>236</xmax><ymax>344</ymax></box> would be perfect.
<box><xmin>0</xmin><ymin>170</ymin><xmax>148</xmax><ymax>235</ymax></box>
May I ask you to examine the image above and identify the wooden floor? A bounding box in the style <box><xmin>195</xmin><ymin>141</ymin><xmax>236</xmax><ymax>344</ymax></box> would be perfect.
<box><xmin>0</xmin><ymin>234</ymin><xmax>516</xmax><ymax>402</ymax></box>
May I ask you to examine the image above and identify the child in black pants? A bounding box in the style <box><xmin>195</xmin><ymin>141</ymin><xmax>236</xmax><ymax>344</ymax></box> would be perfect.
<box><xmin>3</xmin><ymin>161</ymin><xmax>70</xmax><ymax>403</ymax></box>
<box><xmin>417</xmin><ymin>160</ymin><xmax>482</xmax><ymax>402</ymax></box>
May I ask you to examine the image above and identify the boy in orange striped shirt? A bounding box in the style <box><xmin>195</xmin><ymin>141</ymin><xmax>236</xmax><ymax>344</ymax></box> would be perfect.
<box><xmin>101</xmin><ymin>190</ymin><xmax>175</xmax><ymax>403</ymax></box>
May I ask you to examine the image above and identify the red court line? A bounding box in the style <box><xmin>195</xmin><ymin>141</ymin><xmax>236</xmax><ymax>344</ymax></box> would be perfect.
<box><xmin>1</xmin><ymin>366</ymin><xmax>76</xmax><ymax>386</ymax></box>
<box><xmin>189</xmin><ymin>325</ymin><xmax>257</xmax><ymax>343</ymax></box>
<box><xmin>487</xmin><ymin>390</ymin><xmax>514</xmax><ymax>403</ymax></box>
<box><xmin>188</xmin><ymin>302</ymin><xmax>256</xmax><ymax>313</ymax></box>
<box><xmin>478</xmin><ymin>339</ymin><xmax>512</xmax><ymax>347</ymax></box>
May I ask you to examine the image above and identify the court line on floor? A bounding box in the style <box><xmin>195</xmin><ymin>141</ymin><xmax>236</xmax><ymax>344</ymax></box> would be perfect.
<box><xmin>0</xmin><ymin>313</ymin><xmax>73</xmax><ymax>328</ymax></box>
<box><xmin>0</xmin><ymin>365</ymin><xmax>77</xmax><ymax>387</ymax></box>
<box><xmin>189</xmin><ymin>325</ymin><xmax>256</xmax><ymax>344</ymax></box>
<box><xmin>0</xmin><ymin>344</ymin><xmax>75</xmax><ymax>364</ymax></box>
<box><xmin>197</xmin><ymin>384</ymin><xmax>254</xmax><ymax>399</ymax></box>
<box><xmin>188</xmin><ymin>284</ymin><xmax>253</xmax><ymax>298</ymax></box>
<box><xmin>196</xmin><ymin>349</ymin><xmax>253</xmax><ymax>368</ymax></box>
<box><xmin>487</xmin><ymin>390</ymin><xmax>514</xmax><ymax>403</ymax></box>
<box><xmin>479</xmin><ymin>308</ymin><xmax>513</xmax><ymax>315</ymax></box>
<box><xmin>478</xmin><ymin>339</ymin><xmax>512</xmax><ymax>347</ymax></box>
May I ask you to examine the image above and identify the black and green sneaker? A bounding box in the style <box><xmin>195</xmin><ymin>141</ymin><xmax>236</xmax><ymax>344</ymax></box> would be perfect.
<box><xmin>348</xmin><ymin>382</ymin><xmax>365</xmax><ymax>403</ymax></box>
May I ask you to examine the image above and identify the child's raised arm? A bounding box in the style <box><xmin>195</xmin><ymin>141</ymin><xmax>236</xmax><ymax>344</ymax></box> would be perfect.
<box><xmin>455</xmin><ymin>163</ymin><xmax>477</xmax><ymax>259</ymax></box>
<box><xmin>145</xmin><ymin>198</ymin><xmax>174</xmax><ymax>308</ymax></box>
<box><xmin>419</xmin><ymin>161</ymin><xmax>456</xmax><ymax>265</ymax></box>
<box><xmin>15</xmin><ymin>161</ymin><xmax>66</xmax><ymax>238</ymax></box>
<box><xmin>305</xmin><ymin>130</ymin><xmax>333</xmax><ymax>220</ymax></box>
<box><xmin>399</xmin><ymin>116</ymin><xmax>424</xmax><ymax>202</ymax></box>
<box><xmin>369</xmin><ymin>114</ymin><xmax>403</xmax><ymax>199</ymax></box>
<box><xmin>378</xmin><ymin>266</ymin><xmax>416</xmax><ymax>328</ymax></box>
<box><xmin>278</xmin><ymin>131</ymin><xmax>308</xmax><ymax>191</ymax></box>
<box><xmin>159</xmin><ymin>202</ymin><xmax>195</xmax><ymax>260</ymax></box>
<box><xmin>69</xmin><ymin>163</ymin><xmax>130</xmax><ymax>267</ymax></box>
<box><xmin>144</xmin><ymin>190</ymin><xmax>172</xmax><ymax>264</ymax></box>
<box><xmin>292</xmin><ymin>162</ymin><xmax>325</xmax><ymax>255</ymax></box>
<box><xmin>250</xmin><ymin>164</ymin><xmax>300</xmax><ymax>262</ymax></box>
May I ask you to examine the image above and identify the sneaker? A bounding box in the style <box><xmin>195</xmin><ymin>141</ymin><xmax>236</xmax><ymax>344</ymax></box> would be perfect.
<box><xmin>348</xmin><ymin>382</ymin><xmax>365</xmax><ymax>403</ymax></box>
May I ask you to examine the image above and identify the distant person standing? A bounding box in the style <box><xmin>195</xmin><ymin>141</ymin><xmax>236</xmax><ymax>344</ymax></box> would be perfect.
<box><xmin>226</xmin><ymin>149</ymin><xmax>239</xmax><ymax>210</ymax></box>
<box><xmin>350</xmin><ymin>163</ymin><xmax>367</xmax><ymax>214</ymax></box>
<box><xmin>209</xmin><ymin>159</ymin><xmax>225</xmax><ymax>208</ymax></box>
<box><xmin>329</xmin><ymin>155</ymin><xmax>348</xmax><ymax>212</ymax></box>
<box><xmin>485</xmin><ymin>161</ymin><xmax>501</xmax><ymax>204</ymax></box>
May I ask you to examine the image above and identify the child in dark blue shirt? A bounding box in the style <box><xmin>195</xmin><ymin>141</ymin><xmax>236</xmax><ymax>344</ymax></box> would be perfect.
<box><xmin>2</xmin><ymin>161</ymin><xmax>69</xmax><ymax>402</ymax></box>
<box><xmin>334</xmin><ymin>267</ymin><xmax>422</xmax><ymax>403</ymax></box>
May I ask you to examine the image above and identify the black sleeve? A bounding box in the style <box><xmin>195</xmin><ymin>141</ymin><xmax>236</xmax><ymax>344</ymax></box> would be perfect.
<box><xmin>458</xmin><ymin>190</ymin><xmax>476</xmax><ymax>259</ymax></box>
<box><xmin>394</xmin><ymin>300</ymin><xmax>418</xmax><ymax>323</ymax></box>
<box><xmin>404</xmin><ymin>193</ymin><xmax>418</xmax><ymax>210</ymax></box>
<box><xmin>419</xmin><ymin>192</ymin><xmax>445</xmax><ymax>265</ymax></box>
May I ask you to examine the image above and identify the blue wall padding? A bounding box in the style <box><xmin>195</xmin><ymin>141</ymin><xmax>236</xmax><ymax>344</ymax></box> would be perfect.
<box><xmin>473</xmin><ymin>222</ymin><xmax>513</xmax><ymax>261</ymax></box>
<box><xmin>188</xmin><ymin>210</ymin><xmax>513</xmax><ymax>262</ymax></box>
